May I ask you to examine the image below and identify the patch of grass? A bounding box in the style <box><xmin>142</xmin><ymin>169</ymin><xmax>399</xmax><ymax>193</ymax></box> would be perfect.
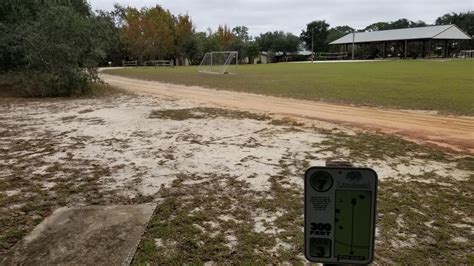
<box><xmin>149</xmin><ymin>107</ymin><xmax>270</xmax><ymax>121</ymax></box>
<box><xmin>103</xmin><ymin>60</ymin><xmax>474</xmax><ymax>115</ymax></box>
<box><xmin>133</xmin><ymin>171</ymin><xmax>304</xmax><ymax>264</ymax></box>
<box><xmin>376</xmin><ymin>175</ymin><xmax>474</xmax><ymax>264</ymax></box>
<box><xmin>313</xmin><ymin>129</ymin><xmax>474</xmax><ymax>182</ymax></box>
<box><xmin>270</xmin><ymin>117</ymin><xmax>304</xmax><ymax>127</ymax></box>
<box><xmin>316</xmin><ymin>130</ymin><xmax>448</xmax><ymax>162</ymax></box>
<box><xmin>455</xmin><ymin>156</ymin><xmax>474</xmax><ymax>171</ymax></box>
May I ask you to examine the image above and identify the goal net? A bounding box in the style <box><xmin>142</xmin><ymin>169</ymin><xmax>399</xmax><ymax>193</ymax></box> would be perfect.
<box><xmin>315</xmin><ymin>52</ymin><xmax>348</xmax><ymax>60</ymax></box>
<box><xmin>199</xmin><ymin>51</ymin><xmax>238</xmax><ymax>74</ymax></box>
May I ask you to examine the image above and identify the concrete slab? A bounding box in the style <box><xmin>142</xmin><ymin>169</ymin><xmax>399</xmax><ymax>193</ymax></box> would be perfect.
<box><xmin>3</xmin><ymin>204</ymin><xmax>156</xmax><ymax>265</ymax></box>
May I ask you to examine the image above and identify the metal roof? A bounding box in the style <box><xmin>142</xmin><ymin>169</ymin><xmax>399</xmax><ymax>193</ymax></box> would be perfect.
<box><xmin>330</xmin><ymin>25</ymin><xmax>471</xmax><ymax>45</ymax></box>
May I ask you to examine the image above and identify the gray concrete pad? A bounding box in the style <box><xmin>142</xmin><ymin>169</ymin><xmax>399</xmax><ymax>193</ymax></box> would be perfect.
<box><xmin>3</xmin><ymin>204</ymin><xmax>156</xmax><ymax>265</ymax></box>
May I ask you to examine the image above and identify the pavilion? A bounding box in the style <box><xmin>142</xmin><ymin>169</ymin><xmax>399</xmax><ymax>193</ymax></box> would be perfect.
<box><xmin>329</xmin><ymin>25</ymin><xmax>472</xmax><ymax>59</ymax></box>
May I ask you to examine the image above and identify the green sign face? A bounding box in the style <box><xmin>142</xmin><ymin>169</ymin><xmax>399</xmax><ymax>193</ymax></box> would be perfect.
<box><xmin>304</xmin><ymin>167</ymin><xmax>377</xmax><ymax>264</ymax></box>
<box><xmin>335</xmin><ymin>190</ymin><xmax>371</xmax><ymax>260</ymax></box>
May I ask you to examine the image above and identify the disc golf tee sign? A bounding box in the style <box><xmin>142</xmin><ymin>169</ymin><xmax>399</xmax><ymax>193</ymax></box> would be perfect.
<box><xmin>304</xmin><ymin>167</ymin><xmax>378</xmax><ymax>264</ymax></box>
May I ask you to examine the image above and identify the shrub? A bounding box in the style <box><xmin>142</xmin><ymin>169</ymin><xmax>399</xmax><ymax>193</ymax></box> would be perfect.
<box><xmin>0</xmin><ymin>1</ymin><xmax>115</xmax><ymax>97</ymax></box>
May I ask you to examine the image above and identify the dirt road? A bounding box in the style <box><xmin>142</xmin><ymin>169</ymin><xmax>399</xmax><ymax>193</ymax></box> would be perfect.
<box><xmin>101</xmin><ymin>74</ymin><xmax>474</xmax><ymax>153</ymax></box>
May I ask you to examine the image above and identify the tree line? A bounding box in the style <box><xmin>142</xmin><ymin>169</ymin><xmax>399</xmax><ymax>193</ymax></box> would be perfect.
<box><xmin>0</xmin><ymin>1</ymin><xmax>472</xmax><ymax>96</ymax></box>
<box><xmin>110</xmin><ymin>7</ymin><xmax>474</xmax><ymax>64</ymax></box>
<box><xmin>110</xmin><ymin>6</ymin><xmax>473</xmax><ymax>65</ymax></box>
<box><xmin>103</xmin><ymin>5</ymin><xmax>303</xmax><ymax>65</ymax></box>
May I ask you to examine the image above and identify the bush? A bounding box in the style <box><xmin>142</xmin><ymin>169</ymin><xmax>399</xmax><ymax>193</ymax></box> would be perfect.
<box><xmin>2</xmin><ymin>71</ymin><xmax>94</xmax><ymax>97</ymax></box>
<box><xmin>0</xmin><ymin>1</ymin><xmax>115</xmax><ymax>97</ymax></box>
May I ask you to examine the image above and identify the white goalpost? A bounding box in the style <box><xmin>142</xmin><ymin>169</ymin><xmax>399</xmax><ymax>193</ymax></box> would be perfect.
<box><xmin>315</xmin><ymin>52</ymin><xmax>348</xmax><ymax>60</ymax></box>
<box><xmin>198</xmin><ymin>51</ymin><xmax>238</xmax><ymax>74</ymax></box>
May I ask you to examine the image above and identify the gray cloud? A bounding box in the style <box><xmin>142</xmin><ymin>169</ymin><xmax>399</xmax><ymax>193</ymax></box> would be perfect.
<box><xmin>89</xmin><ymin>0</ymin><xmax>472</xmax><ymax>36</ymax></box>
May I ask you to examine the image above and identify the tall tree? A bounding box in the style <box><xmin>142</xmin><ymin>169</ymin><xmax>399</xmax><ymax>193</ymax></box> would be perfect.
<box><xmin>300</xmin><ymin>20</ymin><xmax>330</xmax><ymax>52</ymax></box>
<box><xmin>256</xmin><ymin>31</ymin><xmax>300</xmax><ymax>56</ymax></box>
<box><xmin>284</xmin><ymin>33</ymin><xmax>301</xmax><ymax>54</ymax></box>
<box><xmin>411</xmin><ymin>20</ymin><xmax>427</xmax><ymax>27</ymax></box>
<box><xmin>327</xmin><ymin>25</ymin><xmax>354</xmax><ymax>43</ymax></box>
<box><xmin>228</xmin><ymin>26</ymin><xmax>254</xmax><ymax>62</ymax></box>
<box><xmin>364</xmin><ymin>22</ymin><xmax>391</xmax><ymax>32</ymax></box>
<box><xmin>232</xmin><ymin>26</ymin><xmax>250</xmax><ymax>42</ymax></box>
<box><xmin>174</xmin><ymin>14</ymin><xmax>196</xmax><ymax>64</ymax></box>
<box><xmin>120</xmin><ymin>6</ymin><xmax>177</xmax><ymax>62</ymax></box>
<box><xmin>245</xmin><ymin>41</ymin><xmax>260</xmax><ymax>64</ymax></box>
<box><xmin>142</xmin><ymin>6</ymin><xmax>175</xmax><ymax>60</ymax></box>
<box><xmin>255</xmin><ymin>32</ymin><xmax>274</xmax><ymax>52</ymax></box>
<box><xmin>215</xmin><ymin>25</ymin><xmax>235</xmax><ymax>50</ymax></box>
<box><xmin>95</xmin><ymin>8</ymin><xmax>127</xmax><ymax>66</ymax></box>
<box><xmin>389</xmin><ymin>18</ymin><xmax>412</xmax><ymax>29</ymax></box>
<box><xmin>120</xmin><ymin>7</ymin><xmax>146</xmax><ymax>61</ymax></box>
<box><xmin>364</xmin><ymin>19</ymin><xmax>427</xmax><ymax>32</ymax></box>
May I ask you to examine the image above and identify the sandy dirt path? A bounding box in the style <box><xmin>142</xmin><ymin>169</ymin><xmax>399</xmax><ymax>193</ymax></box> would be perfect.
<box><xmin>101</xmin><ymin>74</ymin><xmax>474</xmax><ymax>153</ymax></box>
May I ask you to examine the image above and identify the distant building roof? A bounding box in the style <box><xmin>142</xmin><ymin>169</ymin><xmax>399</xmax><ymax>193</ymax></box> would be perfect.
<box><xmin>330</xmin><ymin>24</ymin><xmax>471</xmax><ymax>45</ymax></box>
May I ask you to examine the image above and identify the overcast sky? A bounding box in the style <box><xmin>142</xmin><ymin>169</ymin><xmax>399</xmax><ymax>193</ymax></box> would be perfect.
<box><xmin>89</xmin><ymin>0</ymin><xmax>473</xmax><ymax>36</ymax></box>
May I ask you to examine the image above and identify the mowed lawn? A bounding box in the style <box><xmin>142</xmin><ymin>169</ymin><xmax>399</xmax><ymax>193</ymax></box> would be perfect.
<box><xmin>103</xmin><ymin>60</ymin><xmax>474</xmax><ymax>115</ymax></box>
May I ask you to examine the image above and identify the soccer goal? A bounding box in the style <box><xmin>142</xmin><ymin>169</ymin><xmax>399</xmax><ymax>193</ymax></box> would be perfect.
<box><xmin>198</xmin><ymin>51</ymin><xmax>238</xmax><ymax>74</ymax></box>
<box><xmin>315</xmin><ymin>52</ymin><xmax>348</xmax><ymax>60</ymax></box>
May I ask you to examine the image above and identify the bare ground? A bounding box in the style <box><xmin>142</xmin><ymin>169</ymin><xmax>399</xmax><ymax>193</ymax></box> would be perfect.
<box><xmin>101</xmin><ymin>73</ymin><xmax>474</xmax><ymax>154</ymax></box>
<box><xmin>0</xmin><ymin>92</ymin><xmax>472</xmax><ymax>263</ymax></box>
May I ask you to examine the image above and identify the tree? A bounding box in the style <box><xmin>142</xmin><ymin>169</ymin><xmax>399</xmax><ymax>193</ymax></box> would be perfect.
<box><xmin>255</xmin><ymin>32</ymin><xmax>274</xmax><ymax>52</ymax></box>
<box><xmin>120</xmin><ymin>7</ymin><xmax>146</xmax><ymax>61</ymax></box>
<box><xmin>174</xmin><ymin>14</ymin><xmax>196</xmax><ymax>65</ymax></box>
<box><xmin>256</xmin><ymin>31</ymin><xmax>300</xmax><ymax>60</ymax></box>
<box><xmin>245</xmin><ymin>41</ymin><xmax>260</xmax><ymax>64</ymax></box>
<box><xmin>228</xmin><ymin>26</ymin><xmax>258</xmax><ymax>63</ymax></box>
<box><xmin>142</xmin><ymin>6</ymin><xmax>175</xmax><ymax>60</ymax></box>
<box><xmin>285</xmin><ymin>33</ymin><xmax>301</xmax><ymax>54</ymax></box>
<box><xmin>364</xmin><ymin>22</ymin><xmax>391</xmax><ymax>32</ymax></box>
<box><xmin>95</xmin><ymin>9</ymin><xmax>127</xmax><ymax>66</ymax></box>
<box><xmin>389</xmin><ymin>18</ymin><xmax>412</xmax><ymax>29</ymax></box>
<box><xmin>300</xmin><ymin>20</ymin><xmax>330</xmax><ymax>52</ymax></box>
<box><xmin>232</xmin><ymin>26</ymin><xmax>250</xmax><ymax>43</ymax></box>
<box><xmin>364</xmin><ymin>19</ymin><xmax>427</xmax><ymax>32</ymax></box>
<box><xmin>120</xmin><ymin>6</ymin><xmax>177</xmax><ymax>62</ymax></box>
<box><xmin>215</xmin><ymin>25</ymin><xmax>235</xmax><ymax>50</ymax></box>
<box><xmin>327</xmin><ymin>25</ymin><xmax>354</xmax><ymax>43</ymax></box>
<box><xmin>190</xmin><ymin>31</ymin><xmax>219</xmax><ymax>64</ymax></box>
<box><xmin>411</xmin><ymin>20</ymin><xmax>427</xmax><ymax>27</ymax></box>
<box><xmin>0</xmin><ymin>0</ymin><xmax>114</xmax><ymax>96</ymax></box>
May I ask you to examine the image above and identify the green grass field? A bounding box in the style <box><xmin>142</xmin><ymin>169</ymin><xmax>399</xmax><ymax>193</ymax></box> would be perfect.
<box><xmin>103</xmin><ymin>60</ymin><xmax>474</xmax><ymax>115</ymax></box>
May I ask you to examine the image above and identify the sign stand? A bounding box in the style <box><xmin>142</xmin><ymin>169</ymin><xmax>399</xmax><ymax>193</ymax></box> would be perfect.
<box><xmin>304</xmin><ymin>160</ymin><xmax>377</xmax><ymax>265</ymax></box>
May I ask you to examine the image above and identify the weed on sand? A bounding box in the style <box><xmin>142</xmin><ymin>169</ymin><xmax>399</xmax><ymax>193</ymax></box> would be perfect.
<box><xmin>376</xmin><ymin>175</ymin><xmax>473</xmax><ymax>264</ymax></box>
<box><xmin>133</xmin><ymin>171</ymin><xmax>303</xmax><ymax>264</ymax></box>
<box><xmin>149</xmin><ymin>107</ymin><xmax>270</xmax><ymax>121</ymax></box>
